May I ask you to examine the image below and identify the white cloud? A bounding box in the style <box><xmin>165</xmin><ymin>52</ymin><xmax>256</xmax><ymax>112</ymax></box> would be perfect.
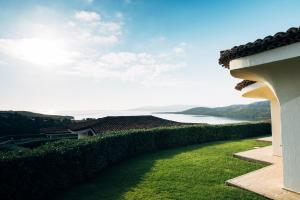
<box><xmin>65</xmin><ymin>50</ymin><xmax>184</xmax><ymax>83</ymax></box>
<box><xmin>173</xmin><ymin>42</ymin><xmax>187</xmax><ymax>56</ymax></box>
<box><xmin>74</xmin><ymin>11</ymin><xmax>100</xmax><ymax>22</ymax></box>
<box><xmin>0</xmin><ymin>59</ymin><xmax>7</xmax><ymax>66</ymax></box>
<box><xmin>71</xmin><ymin>11</ymin><xmax>122</xmax><ymax>45</ymax></box>
<box><xmin>0</xmin><ymin>38</ymin><xmax>79</xmax><ymax>66</ymax></box>
<box><xmin>115</xmin><ymin>11</ymin><xmax>123</xmax><ymax>19</ymax></box>
<box><xmin>173</xmin><ymin>47</ymin><xmax>184</xmax><ymax>54</ymax></box>
<box><xmin>0</xmin><ymin>8</ymin><xmax>186</xmax><ymax>86</ymax></box>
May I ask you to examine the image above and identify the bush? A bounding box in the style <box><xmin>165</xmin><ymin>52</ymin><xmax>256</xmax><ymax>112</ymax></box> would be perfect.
<box><xmin>0</xmin><ymin>122</ymin><xmax>271</xmax><ymax>200</ymax></box>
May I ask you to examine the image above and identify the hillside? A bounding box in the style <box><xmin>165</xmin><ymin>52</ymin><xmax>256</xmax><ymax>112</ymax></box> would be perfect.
<box><xmin>42</xmin><ymin>116</ymin><xmax>189</xmax><ymax>135</ymax></box>
<box><xmin>82</xmin><ymin>115</ymin><xmax>187</xmax><ymax>133</ymax></box>
<box><xmin>0</xmin><ymin>110</ymin><xmax>189</xmax><ymax>137</ymax></box>
<box><xmin>0</xmin><ymin>111</ymin><xmax>73</xmax><ymax>136</ymax></box>
<box><xmin>0</xmin><ymin>111</ymin><xmax>73</xmax><ymax>120</ymax></box>
<box><xmin>176</xmin><ymin>101</ymin><xmax>270</xmax><ymax>120</ymax></box>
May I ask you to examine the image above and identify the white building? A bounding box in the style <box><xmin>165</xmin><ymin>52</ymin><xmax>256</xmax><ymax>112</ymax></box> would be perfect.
<box><xmin>69</xmin><ymin>127</ymin><xmax>96</xmax><ymax>139</ymax></box>
<box><xmin>235</xmin><ymin>80</ymin><xmax>282</xmax><ymax>157</ymax></box>
<box><xmin>219</xmin><ymin>27</ymin><xmax>300</xmax><ymax>192</ymax></box>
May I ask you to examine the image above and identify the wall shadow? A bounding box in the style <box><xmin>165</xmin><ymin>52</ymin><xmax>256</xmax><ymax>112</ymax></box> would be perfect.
<box><xmin>55</xmin><ymin>142</ymin><xmax>216</xmax><ymax>200</ymax></box>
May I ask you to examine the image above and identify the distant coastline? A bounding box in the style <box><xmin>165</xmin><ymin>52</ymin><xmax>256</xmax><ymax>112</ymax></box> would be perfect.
<box><xmin>154</xmin><ymin>101</ymin><xmax>271</xmax><ymax>120</ymax></box>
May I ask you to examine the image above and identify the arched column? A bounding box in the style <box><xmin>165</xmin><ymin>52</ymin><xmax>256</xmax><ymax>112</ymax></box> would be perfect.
<box><xmin>241</xmin><ymin>82</ymin><xmax>282</xmax><ymax>156</ymax></box>
<box><xmin>231</xmin><ymin>56</ymin><xmax>300</xmax><ymax>192</ymax></box>
<box><xmin>270</xmin><ymin>99</ymin><xmax>281</xmax><ymax>157</ymax></box>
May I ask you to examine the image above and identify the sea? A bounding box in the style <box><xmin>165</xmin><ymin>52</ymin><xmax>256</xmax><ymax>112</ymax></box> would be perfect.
<box><xmin>57</xmin><ymin>110</ymin><xmax>250</xmax><ymax>125</ymax></box>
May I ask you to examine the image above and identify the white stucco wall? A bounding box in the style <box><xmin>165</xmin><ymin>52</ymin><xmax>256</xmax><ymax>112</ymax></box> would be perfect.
<box><xmin>229</xmin><ymin>42</ymin><xmax>300</xmax><ymax>192</ymax></box>
<box><xmin>241</xmin><ymin>82</ymin><xmax>282</xmax><ymax>156</ymax></box>
<box><xmin>270</xmin><ymin>100</ymin><xmax>282</xmax><ymax>157</ymax></box>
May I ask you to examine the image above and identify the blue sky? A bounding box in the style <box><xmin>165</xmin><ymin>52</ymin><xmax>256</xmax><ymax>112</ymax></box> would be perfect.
<box><xmin>1</xmin><ymin>0</ymin><xmax>300</xmax><ymax>113</ymax></box>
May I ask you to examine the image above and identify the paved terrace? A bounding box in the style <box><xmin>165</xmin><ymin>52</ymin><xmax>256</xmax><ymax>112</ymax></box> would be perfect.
<box><xmin>227</xmin><ymin>137</ymin><xmax>300</xmax><ymax>200</ymax></box>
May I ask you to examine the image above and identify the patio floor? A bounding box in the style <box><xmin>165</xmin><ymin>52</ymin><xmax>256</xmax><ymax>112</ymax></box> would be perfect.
<box><xmin>226</xmin><ymin>137</ymin><xmax>300</xmax><ymax>199</ymax></box>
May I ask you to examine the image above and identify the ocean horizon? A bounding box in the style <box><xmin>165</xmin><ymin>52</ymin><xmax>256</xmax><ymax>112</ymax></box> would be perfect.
<box><xmin>56</xmin><ymin>110</ymin><xmax>250</xmax><ymax>125</ymax></box>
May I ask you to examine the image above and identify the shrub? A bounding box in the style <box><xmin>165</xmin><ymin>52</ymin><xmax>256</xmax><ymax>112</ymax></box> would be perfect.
<box><xmin>0</xmin><ymin>122</ymin><xmax>270</xmax><ymax>200</ymax></box>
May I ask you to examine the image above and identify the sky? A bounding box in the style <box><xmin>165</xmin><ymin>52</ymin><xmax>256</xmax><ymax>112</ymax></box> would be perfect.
<box><xmin>1</xmin><ymin>0</ymin><xmax>300</xmax><ymax>113</ymax></box>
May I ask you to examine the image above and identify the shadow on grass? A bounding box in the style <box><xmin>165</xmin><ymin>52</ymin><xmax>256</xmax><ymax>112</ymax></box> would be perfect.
<box><xmin>55</xmin><ymin>139</ymin><xmax>269</xmax><ymax>200</ymax></box>
<box><xmin>55</xmin><ymin>142</ymin><xmax>214</xmax><ymax>200</ymax></box>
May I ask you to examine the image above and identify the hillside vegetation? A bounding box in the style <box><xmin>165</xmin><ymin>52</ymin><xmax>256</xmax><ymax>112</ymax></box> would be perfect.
<box><xmin>67</xmin><ymin>116</ymin><xmax>186</xmax><ymax>133</ymax></box>
<box><xmin>0</xmin><ymin>122</ymin><xmax>270</xmax><ymax>200</ymax></box>
<box><xmin>0</xmin><ymin>111</ymin><xmax>73</xmax><ymax>136</ymax></box>
<box><xmin>0</xmin><ymin>112</ymin><xmax>185</xmax><ymax>137</ymax></box>
<box><xmin>177</xmin><ymin>101</ymin><xmax>270</xmax><ymax>120</ymax></box>
<box><xmin>0</xmin><ymin>111</ymin><xmax>73</xmax><ymax>120</ymax></box>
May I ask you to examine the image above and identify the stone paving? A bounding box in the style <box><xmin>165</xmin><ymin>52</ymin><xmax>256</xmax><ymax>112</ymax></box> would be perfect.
<box><xmin>226</xmin><ymin>138</ymin><xmax>300</xmax><ymax>199</ymax></box>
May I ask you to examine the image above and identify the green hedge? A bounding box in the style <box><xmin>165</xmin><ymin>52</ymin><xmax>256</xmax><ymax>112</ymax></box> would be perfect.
<box><xmin>0</xmin><ymin>122</ymin><xmax>271</xmax><ymax>200</ymax></box>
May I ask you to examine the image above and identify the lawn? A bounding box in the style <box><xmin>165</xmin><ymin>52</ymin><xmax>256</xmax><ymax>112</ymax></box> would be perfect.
<box><xmin>56</xmin><ymin>139</ymin><xmax>270</xmax><ymax>200</ymax></box>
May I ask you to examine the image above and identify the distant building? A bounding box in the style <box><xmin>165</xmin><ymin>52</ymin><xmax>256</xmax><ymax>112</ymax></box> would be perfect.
<box><xmin>40</xmin><ymin>126</ymin><xmax>96</xmax><ymax>139</ymax></box>
<box><xmin>219</xmin><ymin>27</ymin><xmax>300</xmax><ymax>192</ymax></box>
<box><xmin>40</xmin><ymin>116</ymin><xmax>181</xmax><ymax>139</ymax></box>
<box><xmin>68</xmin><ymin>127</ymin><xmax>96</xmax><ymax>139</ymax></box>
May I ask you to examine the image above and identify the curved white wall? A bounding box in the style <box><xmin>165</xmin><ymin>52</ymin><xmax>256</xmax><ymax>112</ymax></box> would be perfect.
<box><xmin>229</xmin><ymin>45</ymin><xmax>300</xmax><ymax>192</ymax></box>
<box><xmin>241</xmin><ymin>82</ymin><xmax>282</xmax><ymax>156</ymax></box>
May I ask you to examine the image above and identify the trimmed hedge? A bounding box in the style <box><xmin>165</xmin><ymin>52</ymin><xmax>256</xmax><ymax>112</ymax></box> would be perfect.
<box><xmin>0</xmin><ymin>122</ymin><xmax>271</xmax><ymax>200</ymax></box>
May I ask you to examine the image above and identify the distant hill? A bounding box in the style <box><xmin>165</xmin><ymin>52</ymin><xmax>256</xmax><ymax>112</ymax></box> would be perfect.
<box><xmin>0</xmin><ymin>111</ymin><xmax>73</xmax><ymax>120</ymax></box>
<box><xmin>81</xmin><ymin>115</ymin><xmax>188</xmax><ymax>133</ymax></box>
<box><xmin>0</xmin><ymin>111</ymin><xmax>190</xmax><ymax>137</ymax></box>
<box><xmin>172</xmin><ymin>101</ymin><xmax>270</xmax><ymax>120</ymax></box>
<box><xmin>42</xmin><ymin>115</ymin><xmax>190</xmax><ymax>135</ymax></box>
<box><xmin>0</xmin><ymin>111</ymin><xmax>73</xmax><ymax>136</ymax></box>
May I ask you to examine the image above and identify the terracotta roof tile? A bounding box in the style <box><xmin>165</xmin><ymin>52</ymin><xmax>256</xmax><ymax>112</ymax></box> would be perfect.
<box><xmin>42</xmin><ymin>116</ymin><xmax>185</xmax><ymax>134</ymax></box>
<box><xmin>235</xmin><ymin>80</ymin><xmax>256</xmax><ymax>91</ymax></box>
<box><xmin>219</xmin><ymin>27</ymin><xmax>300</xmax><ymax>68</ymax></box>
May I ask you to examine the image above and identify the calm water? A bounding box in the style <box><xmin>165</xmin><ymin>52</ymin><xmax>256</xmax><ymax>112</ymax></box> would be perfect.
<box><xmin>58</xmin><ymin>110</ymin><xmax>249</xmax><ymax>124</ymax></box>
<box><xmin>153</xmin><ymin>113</ymin><xmax>249</xmax><ymax>124</ymax></box>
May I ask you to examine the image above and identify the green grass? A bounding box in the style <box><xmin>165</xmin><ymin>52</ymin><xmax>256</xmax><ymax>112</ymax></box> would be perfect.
<box><xmin>56</xmin><ymin>139</ymin><xmax>270</xmax><ymax>200</ymax></box>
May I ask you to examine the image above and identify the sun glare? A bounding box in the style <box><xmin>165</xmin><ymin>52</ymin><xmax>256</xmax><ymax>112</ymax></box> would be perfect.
<box><xmin>18</xmin><ymin>38</ymin><xmax>72</xmax><ymax>67</ymax></box>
